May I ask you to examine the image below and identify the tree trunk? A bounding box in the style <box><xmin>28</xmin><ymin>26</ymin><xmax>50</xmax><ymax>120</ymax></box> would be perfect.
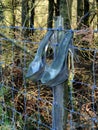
<box><xmin>22</xmin><ymin>0</ymin><xmax>29</xmax><ymax>27</ymax></box>
<box><xmin>77</xmin><ymin>0</ymin><xmax>84</xmax><ymax>27</ymax></box>
<box><xmin>77</xmin><ymin>0</ymin><xmax>89</xmax><ymax>27</ymax></box>
<box><xmin>0</xmin><ymin>1</ymin><xmax>4</xmax><ymax>23</ymax></box>
<box><xmin>3</xmin><ymin>0</ymin><xmax>16</xmax><ymax>37</ymax></box>
<box><xmin>30</xmin><ymin>0</ymin><xmax>35</xmax><ymax>35</ymax></box>
<box><xmin>60</xmin><ymin>0</ymin><xmax>73</xmax><ymax>29</ymax></box>
<box><xmin>11</xmin><ymin>0</ymin><xmax>15</xmax><ymax>27</ymax></box>
<box><xmin>0</xmin><ymin>42</ymin><xmax>2</xmax><ymax>82</ymax></box>
<box><xmin>22</xmin><ymin>0</ymin><xmax>29</xmax><ymax>36</ymax></box>
<box><xmin>47</xmin><ymin>0</ymin><xmax>54</xmax><ymax>28</ymax></box>
<box><xmin>96</xmin><ymin>0</ymin><xmax>98</xmax><ymax>29</ymax></box>
<box><xmin>84</xmin><ymin>0</ymin><xmax>89</xmax><ymax>27</ymax></box>
<box><xmin>11</xmin><ymin>0</ymin><xmax>16</xmax><ymax>37</ymax></box>
<box><xmin>55</xmin><ymin>0</ymin><xmax>60</xmax><ymax>16</ymax></box>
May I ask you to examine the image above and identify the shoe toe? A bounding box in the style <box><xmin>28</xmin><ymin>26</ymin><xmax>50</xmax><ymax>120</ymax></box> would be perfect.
<box><xmin>26</xmin><ymin>67</ymin><xmax>33</xmax><ymax>78</ymax></box>
<box><xmin>41</xmin><ymin>71</ymin><xmax>51</xmax><ymax>83</ymax></box>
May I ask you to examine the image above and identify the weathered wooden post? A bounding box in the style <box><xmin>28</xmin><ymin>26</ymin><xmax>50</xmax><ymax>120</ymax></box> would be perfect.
<box><xmin>52</xmin><ymin>16</ymin><xmax>69</xmax><ymax>130</ymax></box>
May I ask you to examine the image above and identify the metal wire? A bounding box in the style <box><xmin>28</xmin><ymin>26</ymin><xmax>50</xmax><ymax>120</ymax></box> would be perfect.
<box><xmin>0</xmin><ymin>41</ymin><xmax>5</xmax><ymax>125</ymax></box>
<box><xmin>23</xmin><ymin>42</ymin><xmax>27</xmax><ymax>130</ymax></box>
<box><xmin>11</xmin><ymin>39</ymin><xmax>16</xmax><ymax>130</ymax></box>
<box><xmin>0</xmin><ymin>27</ymin><xmax>98</xmax><ymax>130</ymax></box>
<box><xmin>91</xmin><ymin>50</ymin><xmax>96</xmax><ymax>130</ymax></box>
<box><xmin>0</xmin><ymin>25</ymin><xmax>98</xmax><ymax>33</ymax></box>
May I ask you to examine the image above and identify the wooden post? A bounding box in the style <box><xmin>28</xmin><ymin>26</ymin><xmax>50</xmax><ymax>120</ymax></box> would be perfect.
<box><xmin>52</xmin><ymin>83</ymin><xmax>69</xmax><ymax>130</ymax></box>
<box><xmin>52</xmin><ymin>16</ymin><xmax>69</xmax><ymax>130</ymax></box>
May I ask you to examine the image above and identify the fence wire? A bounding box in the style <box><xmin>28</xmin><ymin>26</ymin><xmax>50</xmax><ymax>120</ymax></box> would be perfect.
<box><xmin>0</xmin><ymin>26</ymin><xmax>98</xmax><ymax>130</ymax></box>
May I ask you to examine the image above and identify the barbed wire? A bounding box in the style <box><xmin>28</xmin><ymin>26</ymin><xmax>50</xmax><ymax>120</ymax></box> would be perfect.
<box><xmin>0</xmin><ymin>27</ymin><xmax>98</xmax><ymax>129</ymax></box>
<box><xmin>0</xmin><ymin>25</ymin><xmax>98</xmax><ymax>33</ymax></box>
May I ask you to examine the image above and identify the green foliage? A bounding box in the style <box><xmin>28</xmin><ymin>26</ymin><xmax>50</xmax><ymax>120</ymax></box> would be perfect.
<box><xmin>0</xmin><ymin>125</ymin><xmax>12</xmax><ymax>130</ymax></box>
<box><xmin>0</xmin><ymin>86</ymin><xmax>11</xmax><ymax>129</ymax></box>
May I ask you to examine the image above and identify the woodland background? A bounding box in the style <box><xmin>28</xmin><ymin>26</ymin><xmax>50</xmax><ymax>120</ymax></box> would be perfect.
<box><xmin>0</xmin><ymin>0</ymin><xmax>98</xmax><ymax>130</ymax></box>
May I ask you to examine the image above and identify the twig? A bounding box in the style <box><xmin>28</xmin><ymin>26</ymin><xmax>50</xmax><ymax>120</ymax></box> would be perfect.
<box><xmin>0</xmin><ymin>32</ymin><xmax>33</xmax><ymax>56</ymax></box>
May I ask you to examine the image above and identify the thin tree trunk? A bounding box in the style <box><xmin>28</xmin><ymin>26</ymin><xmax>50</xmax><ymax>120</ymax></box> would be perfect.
<box><xmin>11</xmin><ymin>0</ymin><xmax>15</xmax><ymax>27</ymax></box>
<box><xmin>60</xmin><ymin>0</ymin><xmax>73</xmax><ymax>29</ymax></box>
<box><xmin>22</xmin><ymin>0</ymin><xmax>29</xmax><ymax>36</ymax></box>
<box><xmin>55</xmin><ymin>0</ymin><xmax>60</xmax><ymax>16</ymax></box>
<box><xmin>3</xmin><ymin>0</ymin><xmax>16</xmax><ymax>37</ymax></box>
<box><xmin>77</xmin><ymin>0</ymin><xmax>89</xmax><ymax>27</ymax></box>
<box><xmin>68</xmin><ymin>0</ymin><xmax>73</xmax><ymax>22</ymax></box>
<box><xmin>47</xmin><ymin>0</ymin><xmax>54</xmax><ymax>28</ymax></box>
<box><xmin>77</xmin><ymin>0</ymin><xmax>84</xmax><ymax>28</ymax></box>
<box><xmin>22</xmin><ymin>0</ymin><xmax>29</xmax><ymax>27</ymax></box>
<box><xmin>84</xmin><ymin>0</ymin><xmax>89</xmax><ymax>27</ymax></box>
<box><xmin>11</xmin><ymin>0</ymin><xmax>16</xmax><ymax>37</ymax></box>
<box><xmin>0</xmin><ymin>42</ymin><xmax>2</xmax><ymax>82</ymax></box>
<box><xmin>96</xmin><ymin>0</ymin><xmax>98</xmax><ymax>29</ymax></box>
<box><xmin>0</xmin><ymin>1</ymin><xmax>4</xmax><ymax>23</ymax></box>
<box><xmin>30</xmin><ymin>0</ymin><xmax>35</xmax><ymax>35</ymax></box>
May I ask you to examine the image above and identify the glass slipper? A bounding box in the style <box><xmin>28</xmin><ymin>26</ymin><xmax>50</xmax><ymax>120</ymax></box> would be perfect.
<box><xmin>26</xmin><ymin>31</ymin><xmax>53</xmax><ymax>81</ymax></box>
<box><xmin>43</xmin><ymin>57</ymin><xmax>69</xmax><ymax>87</ymax></box>
<box><xmin>44</xmin><ymin>43</ymin><xmax>74</xmax><ymax>87</ymax></box>
<box><xmin>41</xmin><ymin>31</ymin><xmax>73</xmax><ymax>86</ymax></box>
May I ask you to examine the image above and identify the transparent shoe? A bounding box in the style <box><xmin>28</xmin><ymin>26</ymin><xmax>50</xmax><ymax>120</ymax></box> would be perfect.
<box><xmin>43</xmin><ymin>57</ymin><xmax>68</xmax><ymax>87</ymax></box>
<box><xmin>41</xmin><ymin>31</ymin><xmax>73</xmax><ymax>87</ymax></box>
<box><xmin>26</xmin><ymin>31</ymin><xmax>53</xmax><ymax>81</ymax></box>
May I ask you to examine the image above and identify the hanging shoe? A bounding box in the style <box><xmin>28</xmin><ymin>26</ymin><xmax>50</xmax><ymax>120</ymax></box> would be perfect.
<box><xmin>46</xmin><ymin>42</ymin><xmax>74</xmax><ymax>87</ymax></box>
<box><xmin>44</xmin><ymin>56</ymin><xmax>68</xmax><ymax>87</ymax></box>
<box><xmin>26</xmin><ymin>31</ymin><xmax>53</xmax><ymax>81</ymax></box>
<box><xmin>41</xmin><ymin>31</ymin><xmax>73</xmax><ymax>86</ymax></box>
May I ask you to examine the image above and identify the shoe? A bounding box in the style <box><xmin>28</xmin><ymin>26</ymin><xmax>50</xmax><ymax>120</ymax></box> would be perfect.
<box><xmin>41</xmin><ymin>31</ymin><xmax>73</xmax><ymax>86</ymax></box>
<box><xmin>44</xmin><ymin>57</ymin><xmax>68</xmax><ymax>87</ymax></box>
<box><xmin>26</xmin><ymin>31</ymin><xmax>53</xmax><ymax>81</ymax></box>
<box><xmin>48</xmin><ymin>43</ymin><xmax>74</xmax><ymax>87</ymax></box>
